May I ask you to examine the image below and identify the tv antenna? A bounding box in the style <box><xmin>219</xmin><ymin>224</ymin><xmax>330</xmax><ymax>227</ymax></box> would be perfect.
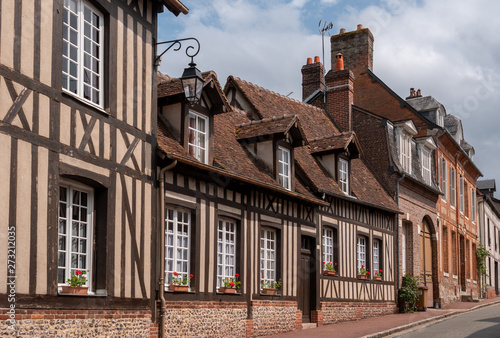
<box><xmin>318</xmin><ymin>21</ymin><xmax>333</xmax><ymax>68</ymax></box>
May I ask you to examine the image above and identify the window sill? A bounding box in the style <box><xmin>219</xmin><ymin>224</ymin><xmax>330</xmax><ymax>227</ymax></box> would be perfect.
<box><xmin>62</xmin><ymin>90</ymin><xmax>107</xmax><ymax>115</ymax></box>
<box><xmin>473</xmin><ymin>280</ymin><xmax>477</xmax><ymax>284</ymax></box>
<box><xmin>452</xmin><ymin>275</ymin><xmax>458</xmax><ymax>280</ymax></box>
<box><xmin>444</xmin><ymin>272</ymin><xmax>449</xmax><ymax>277</ymax></box>
<box><xmin>58</xmin><ymin>289</ymin><xmax>108</xmax><ymax>297</ymax></box>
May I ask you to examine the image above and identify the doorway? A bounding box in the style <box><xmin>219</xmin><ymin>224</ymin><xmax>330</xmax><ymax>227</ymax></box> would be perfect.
<box><xmin>299</xmin><ymin>236</ymin><xmax>316</xmax><ymax>323</ymax></box>
<box><xmin>495</xmin><ymin>261</ymin><xmax>499</xmax><ymax>295</ymax></box>
<box><xmin>460</xmin><ymin>235</ymin><xmax>466</xmax><ymax>291</ymax></box>
<box><xmin>420</xmin><ymin>218</ymin><xmax>433</xmax><ymax>306</ymax></box>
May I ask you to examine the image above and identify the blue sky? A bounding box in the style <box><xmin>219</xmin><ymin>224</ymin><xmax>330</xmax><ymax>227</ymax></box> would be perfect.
<box><xmin>157</xmin><ymin>0</ymin><xmax>500</xmax><ymax>187</ymax></box>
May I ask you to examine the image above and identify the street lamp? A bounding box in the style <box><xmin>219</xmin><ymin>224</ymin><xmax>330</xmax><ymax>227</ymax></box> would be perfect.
<box><xmin>155</xmin><ymin>37</ymin><xmax>204</xmax><ymax>106</ymax></box>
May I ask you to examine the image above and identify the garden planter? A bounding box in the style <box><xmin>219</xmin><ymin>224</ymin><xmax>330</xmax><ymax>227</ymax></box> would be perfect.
<box><xmin>357</xmin><ymin>274</ymin><xmax>368</xmax><ymax>280</ymax></box>
<box><xmin>219</xmin><ymin>287</ymin><xmax>237</xmax><ymax>294</ymax></box>
<box><xmin>323</xmin><ymin>270</ymin><xmax>336</xmax><ymax>276</ymax></box>
<box><xmin>261</xmin><ymin>288</ymin><xmax>278</xmax><ymax>295</ymax></box>
<box><xmin>374</xmin><ymin>276</ymin><xmax>382</xmax><ymax>281</ymax></box>
<box><xmin>170</xmin><ymin>284</ymin><xmax>189</xmax><ymax>292</ymax></box>
<box><xmin>61</xmin><ymin>286</ymin><xmax>88</xmax><ymax>295</ymax></box>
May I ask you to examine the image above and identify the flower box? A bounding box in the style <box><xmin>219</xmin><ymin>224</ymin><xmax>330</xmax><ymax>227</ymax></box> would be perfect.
<box><xmin>357</xmin><ymin>274</ymin><xmax>368</xmax><ymax>280</ymax></box>
<box><xmin>61</xmin><ymin>286</ymin><xmax>88</xmax><ymax>295</ymax></box>
<box><xmin>219</xmin><ymin>287</ymin><xmax>237</xmax><ymax>294</ymax></box>
<box><xmin>373</xmin><ymin>276</ymin><xmax>382</xmax><ymax>281</ymax></box>
<box><xmin>324</xmin><ymin>270</ymin><xmax>336</xmax><ymax>276</ymax></box>
<box><xmin>261</xmin><ymin>288</ymin><xmax>278</xmax><ymax>295</ymax></box>
<box><xmin>170</xmin><ymin>284</ymin><xmax>189</xmax><ymax>292</ymax></box>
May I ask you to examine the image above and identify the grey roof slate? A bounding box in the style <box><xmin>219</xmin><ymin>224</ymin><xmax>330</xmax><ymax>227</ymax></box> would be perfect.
<box><xmin>477</xmin><ymin>179</ymin><xmax>496</xmax><ymax>191</ymax></box>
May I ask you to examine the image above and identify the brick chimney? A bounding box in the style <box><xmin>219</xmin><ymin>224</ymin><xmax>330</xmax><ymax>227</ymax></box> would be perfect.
<box><xmin>330</xmin><ymin>25</ymin><xmax>374</xmax><ymax>76</ymax></box>
<box><xmin>301</xmin><ymin>56</ymin><xmax>325</xmax><ymax>102</ymax></box>
<box><xmin>325</xmin><ymin>53</ymin><xmax>355</xmax><ymax>132</ymax></box>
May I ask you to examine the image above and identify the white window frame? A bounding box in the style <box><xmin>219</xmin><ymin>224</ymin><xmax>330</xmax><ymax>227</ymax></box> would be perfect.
<box><xmin>399</xmin><ymin>132</ymin><xmax>412</xmax><ymax>174</ymax></box>
<box><xmin>339</xmin><ymin>158</ymin><xmax>349</xmax><ymax>194</ymax></box>
<box><xmin>278</xmin><ymin>146</ymin><xmax>291</xmax><ymax>190</ymax></box>
<box><xmin>441</xmin><ymin>158</ymin><xmax>447</xmax><ymax>201</ymax></box>
<box><xmin>459</xmin><ymin>175</ymin><xmax>465</xmax><ymax>214</ymax></box>
<box><xmin>188</xmin><ymin>111</ymin><xmax>209</xmax><ymax>164</ymax></box>
<box><xmin>450</xmin><ymin>167</ymin><xmax>456</xmax><ymax>208</ymax></box>
<box><xmin>470</xmin><ymin>187</ymin><xmax>476</xmax><ymax>222</ymax></box>
<box><xmin>421</xmin><ymin>148</ymin><xmax>431</xmax><ymax>185</ymax></box>
<box><xmin>373</xmin><ymin>240</ymin><xmax>380</xmax><ymax>272</ymax></box>
<box><xmin>58</xmin><ymin>182</ymin><xmax>94</xmax><ymax>290</ymax></box>
<box><xmin>357</xmin><ymin>236</ymin><xmax>366</xmax><ymax>272</ymax></box>
<box><xmin>260</xmin><ymin>228</ymin><xmax>277</xmax><ymax>287</ymax></box>
<box><xmin>217</xmin><ymin>219</ymin><xmax>237</xmax><ymax>288</ymax></box>
<box><xmin>62</xmin><ymin>0</ymin><xmax>104</xmax><ymax>108</ymax></box>
<box><xmin>165</xmin><ymin>208</ymin><xmax>191</xmax><ymax>289</ymax></box>
<box><xmin>322</xmin><ymin>228</ymin><xmax>334</xmax><ymax>265</ymax></box>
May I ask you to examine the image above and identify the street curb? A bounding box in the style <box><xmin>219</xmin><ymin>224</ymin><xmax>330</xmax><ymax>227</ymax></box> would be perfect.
<box><xmin>362</xmin><ymin>300</ymin><xmax>500</xmax><ymax>338</ymax></box>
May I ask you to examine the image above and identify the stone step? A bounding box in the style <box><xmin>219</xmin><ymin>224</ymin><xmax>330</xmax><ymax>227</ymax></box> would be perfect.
<box><xmin>461</xmin><ymin>294</ymin><xmax>480</xmax><ymax>302</ymax></box>
<box><xmin>302</xmin><ymin>323</ymin><xmax>318</xmax><ymax>330</ymax></box>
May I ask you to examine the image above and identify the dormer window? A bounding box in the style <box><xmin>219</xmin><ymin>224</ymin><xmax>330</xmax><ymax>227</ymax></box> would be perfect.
<box><xmin>339</xmin><ymin>158</ymin><xmax>349</xmax><ymax>194</ymax></box>
<box><xmin>436</xmin><ymin>109</ymin><xmax>444</xmax><ymax>127</ymax></box>
<box><xmin>416</xmin><ymin>136</ymin><xmax>437</xmax><ymax>185</ymax></box>
<box><xmin>278</xmin><ymin>146</ymin><xmax>291</xmax><ymax>190</ymax></box>
<box><xmin>421</xmin><ymin>148</ymin><xmax>431</xmax><ymax>184</ymax></box>
<box><xmin>394</xmin><ymin>120</ymin><xmax>418</xmax><ymax>175</ymax></box>
<box><xmin>188</xmin><ymin>111</ymin><xmax>209</xmax><ymax>164</ymax></box>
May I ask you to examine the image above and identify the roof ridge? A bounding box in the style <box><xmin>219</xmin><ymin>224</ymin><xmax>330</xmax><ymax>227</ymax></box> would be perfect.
<box><xmin>235</xmin><ymin>114</ymin><xmax>297</xmax><ymax>128</ymax></box>
<box><xmin>229</xmin><ymin>75</ymin><xmax>327</xmax><ymax>113</ymax></box>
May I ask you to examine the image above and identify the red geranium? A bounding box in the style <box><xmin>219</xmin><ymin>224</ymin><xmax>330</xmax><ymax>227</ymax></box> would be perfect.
<box><xmin>76</xmin><ymin>270</ymin><xmax>82</xmax><ymax>275</ymax></box>
<box><xmin>229</xmin><ymin>282</ymin><xmax>235</xmax><ymax>287</ymax></box>
<box><xmin>367</xmin><ymin>271</ymin><xmax>370</xmax><ymax>275</ymax></box>
<box><xmin>173</xmin><ymin>272</ymin><xmax>179</xmax><ymax>276</ymax></box>
<box><xmin>235</xmin><ymin>273</ymin><xmax>240</xmax><ymax>277</ymax></box>
<box><xmin>190</xmin><ymin>274</ymin><xmax>194</xmax><ymax>278</ymax></box>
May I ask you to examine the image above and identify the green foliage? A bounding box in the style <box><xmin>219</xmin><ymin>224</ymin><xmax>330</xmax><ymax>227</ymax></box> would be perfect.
<box><xmin>66</xmin><ymin>270</ymin><xmax>87</xmax><ymax>287</ymax></box>
<box><xmin>222</xmin><ymin>273</ymin><xmax>241</xmax><ymax>289</ymax></box>
<box><xmin>476</xmin><ymin>242</ymin><xmax>489</xmax><ymax>276</ymax></box>
<box><xmin>399</xmin><ymin>273</ymin><xmax>420</xmax><ymax>313</ymax></box>
<box><xmin>261</xmin><ymin>278</ymin><xmax>282</xmax><ymax>289</ymax></box>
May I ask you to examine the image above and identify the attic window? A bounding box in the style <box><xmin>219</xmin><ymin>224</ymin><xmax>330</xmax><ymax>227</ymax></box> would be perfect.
<box><xmin>278</xmin><ymin>146</ymin><xmax>291</xmax><ymax>190</ymax></box>
<box><xmin>399</xmin><ymin>132</ymin><xmax>412</xmax><ymax>174</ymax></box>
<box><xmin>421</xmin><ymin>148</ymin><xmax>431</xmax><ymax>185</ymax></box>
<box><xmin>188</xmin><ymin>111</ymin><xmax>208</xmax><ymax>164</ymax></box>
<box><xmin>339</xmin><ymin>158</ymin><xmax>349</xmax><ymax>194</ymax></box>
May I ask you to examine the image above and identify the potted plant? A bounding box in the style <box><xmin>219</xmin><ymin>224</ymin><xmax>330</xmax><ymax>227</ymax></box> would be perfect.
<box><xmin>61</xmin><ymin>270</ymin><xmax>88</xmax><ymax>294</ymax></box>
<box><xmin>374</xmin><ymin>269</ymin><xmax>383</xmax><ymax>281</ymax></box>
<box><xmin>219</xmin><ymin>273</ymin><xmax>241</xmax><ymax>294</ymax></box>
<box><xmin>260</xmin><ymin>277</ymin><xmax>282</xmax><ymax>295</ymax></box>
<box><xmin>170</xmin><ymin>272</ymin><xmax>193</xmax><ymax>292</ymax></box>
<box><xmin>357</xmin><ymin>265</ymin><xmax>370</xmax><ymax>280</ymax></box>
<box><xmin>323</xmin><ymin>261</ymin><xmax>337</xmax><ymax>276</ymax></box>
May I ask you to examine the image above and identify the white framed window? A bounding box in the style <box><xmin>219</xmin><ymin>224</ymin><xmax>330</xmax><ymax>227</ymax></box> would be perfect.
<box><xmin>470</xmin><ymin>188</ymin><xmax>476</xmax><ymax>222</ymax></box>
<box><xmin>421</xmin><ymin>148</ymin><xmax>431</xmax><ymax>185</ymax></box>
<box><xmin>58</xmin><ymin>183</ymin><xmax>93</xmax><ymax>288</ymax></box>
<box><xmin>188</xmin><ymin>111</ymin><xmax>209</xmax><ymax>164</ymax></box>
<box><xmin>450</xmin><ymin>167</ymin><xmax>456</xmax><ymax>208</ymax></box>
<box><xmin>278</xmin><ymin>146</ymin><xmax>291</xmax><ymax>190</ymax></box>
<box><xmin>165</xmin><ymin>208</ymin><xmax>191</xmax><ymax>288</ymax></box>
<box><xmin>260</xmin><ymin>229</ymin><xmax>277</xmax><ymax>286</ymax></box>
<box><xmin>339</xmin><ymin>158</ymin><xmax>349</xmax><ymax>194</ymax></box>
<box><xmin>357</xmin><ymin>236</ymin><xmax>366</xmax><ymax>272</ymax></box>
<box><xmin>62</xmin><ymin>0</ymin><xmax>104</xmax><ymax>108</ymax></box>
<box><xmin>373</xmin><ymin>240</ymin><xmax>380</xmax><ymax>272</ymax></box>
<box><xmin>441</xmin><ymin>158</ymin><xmax>447</xmax><ymax>200</ymax></box>
<box><xmin>217</xmin><ymin>219</ymin><xmax>236</xmax><ymax>288</ymax></box>
<box><xmin>399</xmin><ymin>132</ymin><xmax>412</xmax><ymax>174</ymax></box>
<box><xmin>459</xmin><ymin>175</ymin><xmax>465</xmax><ymax>214</ymax></box>
<box><xmin>322</xmin><ymin>228</ymin><xmax>334</xmax><ymax>264</ymax></box>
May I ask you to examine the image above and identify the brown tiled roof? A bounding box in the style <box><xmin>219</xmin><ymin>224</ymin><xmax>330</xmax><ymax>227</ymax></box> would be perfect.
<box><xmin>226</xmin><ymin>76</ymin><xmax>340</xmax><ymax>140</ymax></box>
<box><xmin>235</xmin><ymin>114</ymin><xmax>306</xmax><ymax>144</ymax></box>
<box><xmin>309</xmin><ymin>132</ymin><xmax>356</xmax><ymax>154</ymax></box>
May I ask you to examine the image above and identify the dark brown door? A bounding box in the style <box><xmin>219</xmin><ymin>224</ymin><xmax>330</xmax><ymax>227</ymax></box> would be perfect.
<box><xmin>299</xmin><ymin>236</ymin><xmax>315</xmax><ymax>323</ymax></box>
<box><xmin>495</xmin><ymin>262</ymin><xmax>499</xmax><ymax>295</ymax></box>
<box><xmin>460</xmin><ymin>235</ymin><xmax>466</xmax><ymax>291</ymax></box>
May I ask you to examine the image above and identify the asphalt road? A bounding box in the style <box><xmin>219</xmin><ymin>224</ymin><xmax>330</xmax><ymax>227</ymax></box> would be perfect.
<box><xmin>395</xmin><ymin>303</ymin><xmax>500</xmax><ymax>338</ymax></box>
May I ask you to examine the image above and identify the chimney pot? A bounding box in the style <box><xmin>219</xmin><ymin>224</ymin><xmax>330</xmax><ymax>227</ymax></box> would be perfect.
<box><xmin>357</xmin><ymin>24</ymin><xmax>363</xmax><ymax>30</ymax></box>
<box><xmin>335</xmin><ymin>53</ymin><xmax>344</xmax><ymax>71</ymax></box>
<box><xmin>314</xmin><ymin>56</ymin><xmax>321</xmax><ymax>63</ymax></box>
<box><xmin>306</xmin><ymin>57</ymin><xmax>313</xmax><ymax>65</ymax></box>
<box><xmin>417</xmin><ymin>89</ymin><xmax>421</xmax><ymax>96</ymax></box>
<box><xmin>410</xmin><ymin>88</ymin><xmax>415</xmax><ymax>97</ymax></box>
<box><xmin>340</xmin><ymin>28</ymin><xmax>346</xmax><ymax>34</ymax></box>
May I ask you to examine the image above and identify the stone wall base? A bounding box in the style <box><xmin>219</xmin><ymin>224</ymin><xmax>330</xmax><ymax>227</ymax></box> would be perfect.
<box><xmin>0</xmin><ymin>308</ymin><xmax>152</xmax><ymax>337</ymax></box>
<box><xmin>319</xmin><ymin>301</ymin><xmax>397</xmax><ymax>324</ymax></box>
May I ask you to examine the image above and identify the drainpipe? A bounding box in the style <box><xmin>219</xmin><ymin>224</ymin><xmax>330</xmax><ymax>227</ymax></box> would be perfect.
<box><xmin>158</xmin><ymin>160</ymin><xmax>177</xmax><ymax>338</ymax></box>
<box><xmin>396</xmin><ymin>172</ymin><xmax>406</xmax><ymax>292</ymax></box>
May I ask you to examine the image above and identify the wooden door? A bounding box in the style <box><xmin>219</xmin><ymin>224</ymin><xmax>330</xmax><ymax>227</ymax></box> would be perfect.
<box><xmin>420</xmin><ymin>219</ymin><xmax>433</xmax><ymax>306</ymax></box>
<box><xmin>495</xmin><ymin>262</ymin><xmax>499</xmax><ymax>295</ymax></box>
<box><xmin>460</xmin><ymin>235</ymin><xmax>466</xmax><ymax>291</ymax></box>
<box><xmin>299</xmin><ymin>236</ymin><xmax>315</xmax><ymax>322</ymax></box>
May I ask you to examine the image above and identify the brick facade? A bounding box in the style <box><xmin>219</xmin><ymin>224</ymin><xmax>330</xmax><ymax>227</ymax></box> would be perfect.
<box><xmin>1</xmin><ymin>309</ymin><xmax>153</xmax><ymax>337</ymax></box>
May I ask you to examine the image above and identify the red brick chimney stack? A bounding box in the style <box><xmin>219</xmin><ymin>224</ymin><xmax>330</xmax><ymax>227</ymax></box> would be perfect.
<box><xmin>301</xmin><ymin>55</ymin><xmax>325</xmax><ymax>103</ymax></box>
<box><xmin>325</xmin><ymin>52</ymin><xmax>355</xmax><ymax>132</ymax></box>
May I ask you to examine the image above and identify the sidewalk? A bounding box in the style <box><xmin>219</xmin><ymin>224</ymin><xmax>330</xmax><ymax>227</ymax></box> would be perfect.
<box><xmin>268</xmin><ymin>296</ymin><xmax>500</xmax><ymax>338</ymax></box>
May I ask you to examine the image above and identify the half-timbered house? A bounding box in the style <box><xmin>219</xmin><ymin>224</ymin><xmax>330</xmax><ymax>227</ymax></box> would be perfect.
<box><xmin>0</xmin><ymin>0</ymin><xmax>187</xmax><ymax>336</ymax></box>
